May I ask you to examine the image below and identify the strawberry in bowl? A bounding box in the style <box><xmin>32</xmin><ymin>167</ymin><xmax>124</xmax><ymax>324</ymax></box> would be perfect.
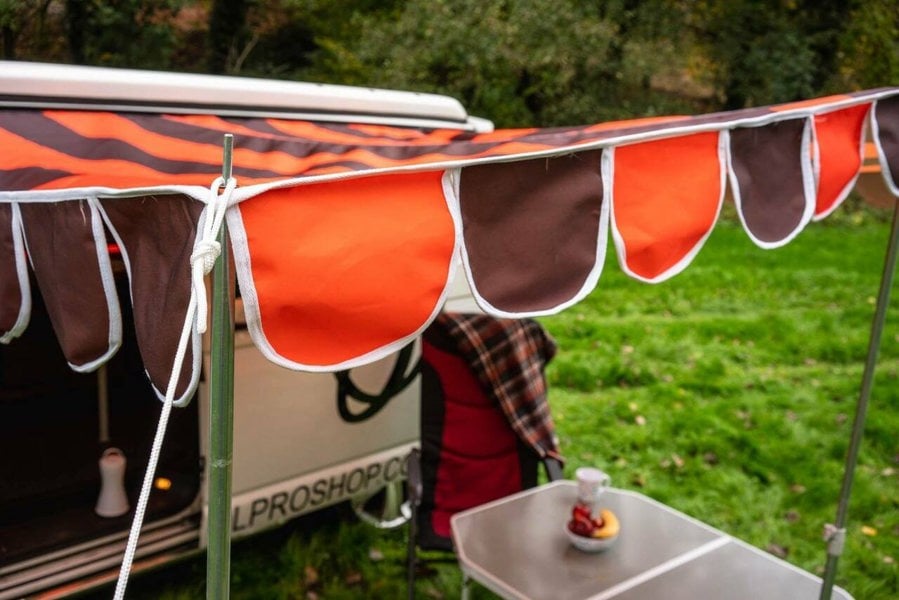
<box><xmin>566</xmin><ymin>503</ymin><xmax>620</xmax><ymax>552</ymax></box>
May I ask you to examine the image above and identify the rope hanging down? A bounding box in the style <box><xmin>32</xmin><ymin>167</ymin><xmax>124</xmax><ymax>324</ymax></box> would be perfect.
<box><xmin>112</xmin><ymin>175</ymin><xmax>235</xmax><ymax>600</ymax></box>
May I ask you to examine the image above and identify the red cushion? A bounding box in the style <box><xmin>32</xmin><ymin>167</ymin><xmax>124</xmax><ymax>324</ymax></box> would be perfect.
<box><xmin>422</xmin><ymin>342</ymin><xmax>522</xmax><ymax>537</ymax></box>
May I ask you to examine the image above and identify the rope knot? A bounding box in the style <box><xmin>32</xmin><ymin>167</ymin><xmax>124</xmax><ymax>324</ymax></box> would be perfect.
<box><xmin>191</xmin><ymin>239</ymin><xmax>222</xmax><ymax>276</ymax></box>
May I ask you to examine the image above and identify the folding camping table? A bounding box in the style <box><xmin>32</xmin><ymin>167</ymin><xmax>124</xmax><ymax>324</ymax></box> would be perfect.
<box><xmin>451</xmin><ymin>480</ymin><xmax>853</xmax><ymax>600</ymax></box>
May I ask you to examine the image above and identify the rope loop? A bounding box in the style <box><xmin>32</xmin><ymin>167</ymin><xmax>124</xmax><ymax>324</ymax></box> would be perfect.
<box><xmin>193</xmin><ymin>176</ymin><xmax>237</xmax><ymax>334</ymax></box>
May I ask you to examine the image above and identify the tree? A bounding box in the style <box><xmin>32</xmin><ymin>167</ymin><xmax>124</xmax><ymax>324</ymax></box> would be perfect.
<box><xmin>832</xmin><ymin>0</ymin><xmax>899</xmax><ymax>91</ymax></box>
<box><xmin>300</xmin><ymin>0</ymin><xmax>697</xmax><ymax>127</ymax></box>
<box><xmin>4</xmin><ymin>0</ymin><xmax>893</xmax><ymax>124</ymax></box>
<box><xmin>210</xmin><ymin>0</ymin><xmax>319</xmax><ymax>76</ymax></box>
<box><xmin>1</xmin><ymin>0</ymin><xmax>67</xmax><ymax>62</ymax></box>
<box><xmin>693</xmin><ymin>0</ymin><xmax>807</xmax><ymax>108</ymax></box>
<box><xmin>0</xmin><ymin>0</ymin><xmax>26</xmax><ymax>59</ymax></box>
<box><xmin>75</xmin><ymin>0</ymin><xmax>182</xmax><ymax>68</ymax></box>
<box><xmin>207</xmin><ymin>0</ymin><xmax>250</xmax><ymax>73</ymax></box>
<box><xmin>65</xmin><ymin>0</ymin><xmax>89</xmax><ymax>63</ymax></box>
<box><xmin>1</xmin><ymin>0</ymin><xmax>185</xmax><ymax>68</ymax></box>
<box><xmin>690</xmin><ymin>0</ymin><xmax>899</xmax><ymax>108</ymax></box>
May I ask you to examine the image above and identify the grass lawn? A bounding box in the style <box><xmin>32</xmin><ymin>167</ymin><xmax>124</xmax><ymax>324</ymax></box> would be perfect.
<box><xmin>94</xmin><ymin>206</ymin><xmax>898</xmax><ymax>599</ymax></box>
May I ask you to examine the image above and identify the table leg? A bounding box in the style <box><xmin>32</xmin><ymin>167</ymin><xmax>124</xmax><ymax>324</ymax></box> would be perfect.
<box><xmin>461</xmin><ymin>573</ymin><xmax>472</xmax><ymax>600</ymax></box>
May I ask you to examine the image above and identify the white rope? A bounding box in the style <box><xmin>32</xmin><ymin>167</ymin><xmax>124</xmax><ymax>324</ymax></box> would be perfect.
<box><xmin>193</xmin><ymin>176</ymin><xmax>236</xmax><ymax>334</ymax></box>
<box><xmin>113</xmin><ymin>176</ymin><xmax>236</xmax><ymax>599</ymax></box>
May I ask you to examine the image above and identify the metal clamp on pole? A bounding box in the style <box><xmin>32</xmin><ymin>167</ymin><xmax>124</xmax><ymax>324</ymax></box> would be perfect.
<box><xmin>823</xmin><ymin>524</ymin><xmax>846</xmax><ymax>557</ymax></box>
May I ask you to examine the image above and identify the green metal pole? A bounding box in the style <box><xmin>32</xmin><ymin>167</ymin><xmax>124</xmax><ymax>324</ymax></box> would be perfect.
<box><xmin>819</xmin><ymin>196</ymin><xmax>899</xmax><ymax>600</ymax></box>
<box><xmin>207</xmin><ymin>134</ymin><xmax>235</xmax><ymax>600</ymax></box>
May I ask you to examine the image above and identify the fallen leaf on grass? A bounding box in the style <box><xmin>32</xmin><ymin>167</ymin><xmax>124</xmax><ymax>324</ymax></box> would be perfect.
<box><xmin>635</xmin><ymin>415</ymin><xmax>647</xmax><ymax>426</ymax></box>
<box><xmin>785</xmin><ymin>510</ymin><xmax>801</xmax><ymax>523</ymax></box>
<box><xmin>345</xmin><ymin>571</ymin><xmax>363</xmax><ymax>586</ymax></box>
<box><xmin>790</xmin><ymin>483</ymin><xmax>807</xmax><ymax>494</ymax></box>
<box><xmin>884</xmin><ymin>556</ymin><xmax>895</xmax><ymax>565</ymax></box>
<box><xmin>304</xmin><ymin>565</ymin><xmax>319</xmax><ymax>587</ymax></box>
<box><xmin>861</xmin><ymin>525</ymin><xmax>878</xmax><ymax>537</ymax></box>
<box><xmin>368</xmin><ymin>547</ymin><xmax>384</xmax><ymax>561</ymax></box>
<box><xmin>424</xmin><ymin>585</ymin><xmax>445</xmax><ymax>599</ymax></box>
<box><xmin>766</xmin><ymin>543</ymin><xmax>789</xmax><ymax>559</ymax></box>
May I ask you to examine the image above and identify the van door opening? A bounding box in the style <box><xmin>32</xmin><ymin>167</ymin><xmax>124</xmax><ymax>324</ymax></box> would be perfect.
<box><xmin>0</xmin><ymin>253</ymin><xmax>202</xmax><ymax>568</ymax></box>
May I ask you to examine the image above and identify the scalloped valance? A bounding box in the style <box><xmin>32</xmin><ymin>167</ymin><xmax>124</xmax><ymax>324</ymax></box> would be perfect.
<box><xmin>2</xmin><ymin>89</ymin><xmax>897</xmax><ymax>404</ymax></box>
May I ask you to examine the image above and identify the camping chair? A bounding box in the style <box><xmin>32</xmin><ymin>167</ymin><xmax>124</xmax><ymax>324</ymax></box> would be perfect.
<box><xmin>406</xmin><ymin>313</ymin><xmax>563</xmax><ymax>599</ymax></box>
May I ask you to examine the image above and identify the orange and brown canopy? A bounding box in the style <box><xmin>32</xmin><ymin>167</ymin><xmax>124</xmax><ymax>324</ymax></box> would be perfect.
<box><xmin>1</xmin><ymin>88</ymin><xmax>898</xmax><ymax>403</ymax></box>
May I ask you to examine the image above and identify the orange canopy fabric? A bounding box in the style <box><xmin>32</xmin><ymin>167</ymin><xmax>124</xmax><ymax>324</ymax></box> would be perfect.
<box><xmin>231</xmin><ymin>171</ymin><xmax>456</xmax><ymax>369</ymax></box>
<box><xmin>611</xmin><ymin>132</ymin><xmax>724</xmax><ymax>282</ymax></box>
<box><xmin>1</xmin><ymin>88</ymin><xmax>898</xmax><ymax>398</ymax></box>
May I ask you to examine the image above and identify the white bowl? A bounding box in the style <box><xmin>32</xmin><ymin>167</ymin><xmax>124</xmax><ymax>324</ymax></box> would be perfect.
<box><xmin>565</xmin><ymin>524</ymin><xmax>618</xmax><ymax>552</ymax></box>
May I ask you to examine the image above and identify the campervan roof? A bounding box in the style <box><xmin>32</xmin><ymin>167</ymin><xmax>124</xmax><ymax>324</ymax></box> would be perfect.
<box><xmin>0</xmin><ymin>60</ymin><xmax>493</xmax><ymax>131</ymax></box>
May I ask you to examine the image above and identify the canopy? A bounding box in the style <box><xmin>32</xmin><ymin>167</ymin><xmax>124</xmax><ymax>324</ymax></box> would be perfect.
<box><xmin>3</xmin><ymin>63</ymin><xmax>898</xmax><ymax>600</ymax></box>
<box><xmin>2</xmin><ymin>86</ymin><xmax>897</xmax><ymax>407</ymax></box>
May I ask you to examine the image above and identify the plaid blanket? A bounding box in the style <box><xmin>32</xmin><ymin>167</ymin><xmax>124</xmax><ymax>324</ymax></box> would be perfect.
<box><xmin>434</xmin><ymin>312</ymin><xmax>563</xmax><ymax>462</ymax></box>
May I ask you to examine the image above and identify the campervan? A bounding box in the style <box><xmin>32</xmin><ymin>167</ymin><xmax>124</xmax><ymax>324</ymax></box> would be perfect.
<box><xmin>4</xmin><ymin>60</ymin><xmax>895</xmax><ymax>600</ymax></box>
<box><xmin>0</xmin><ymin>61</ymin><xmax>487</xmax><ymax>599</ymax></box>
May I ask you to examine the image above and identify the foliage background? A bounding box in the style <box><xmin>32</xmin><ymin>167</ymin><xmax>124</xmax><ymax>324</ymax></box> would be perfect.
<box><xmin>2</xmin><ymin>0</ymin><xmax>898</xmax><ymax>126</ymax></box>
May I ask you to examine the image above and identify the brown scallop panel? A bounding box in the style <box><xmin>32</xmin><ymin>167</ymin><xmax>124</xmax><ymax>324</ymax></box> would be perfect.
<box><xmin>1</xmin><ymin>203</ymin><xmax>26</xmax><ymax>339</ymax></box>
<box><xmin>19</xmin><ymin>200</ymin><xmax>115</xmax><ymax>368</ymax></box>
<box><xmin>874</xmin><ymin>95</ymin><xmax>899</xmax><ymax>192</ymax></box>
<box><xmin>459</xmin><ymin>151</ymin><xmax>604</xmax><ymax>313</ymax></box>
<box><xmin>730</xmin><ymin>118</ymin><xmax>809</xmax><ymax>245</ymax></box>
<box><xmin>100</xmin><ymin>194</ymin><xmax>204</xmax><ymax>400</ymax></box>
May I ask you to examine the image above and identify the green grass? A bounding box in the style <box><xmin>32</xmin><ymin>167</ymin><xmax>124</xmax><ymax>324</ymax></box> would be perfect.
<box><xmin>89</xmin><ymin>207</ymin><xmax>899</xmax><ymax>599</ymax></box>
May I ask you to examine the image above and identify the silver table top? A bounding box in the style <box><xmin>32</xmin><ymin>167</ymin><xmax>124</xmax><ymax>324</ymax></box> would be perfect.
<box><xmin>451</xmin><ymin>481</ymin><xmax>853</xmax><ymax>600</ymax></box>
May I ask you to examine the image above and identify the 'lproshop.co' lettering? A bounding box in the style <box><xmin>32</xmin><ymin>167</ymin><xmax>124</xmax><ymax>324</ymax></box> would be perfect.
<box><xmin>231</xmin><ymin>455</ymin><xmax>407</xmax><ymax>532</ymax></box>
